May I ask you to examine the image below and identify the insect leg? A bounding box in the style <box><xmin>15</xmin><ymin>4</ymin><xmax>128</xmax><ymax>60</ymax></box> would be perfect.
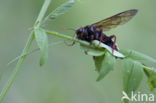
<box><xmin>110</xmin><ymin>35</ymin><xmax>117</xmax><ymax>55</ymax></box>
<box><xmin>64</xmin><ymin>41</ymin><xmax>75</xmax><ymax>46</ymax></box>
<box><xmin>64</xmin><ymin>34</ymin><xmax>76</xmax><ymax>46</ymax></box>
<box><xmin>97</xmin><ymin>29</ymin><xmax>104</xmax><ymax>47</ymax></box>
<box><xmin>85</xmin><ymin>35</ymin><xmax>94</xmax><ymax>54</ymax></box>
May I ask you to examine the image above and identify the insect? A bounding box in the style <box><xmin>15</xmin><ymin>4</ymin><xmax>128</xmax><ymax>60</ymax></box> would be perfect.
<box><xmin>66</xmin><ymin>9</ymin><xmax>138</xmax><ymax>54</ymax></box>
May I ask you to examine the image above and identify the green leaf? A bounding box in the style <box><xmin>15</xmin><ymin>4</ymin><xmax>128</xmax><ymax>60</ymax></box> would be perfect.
<box><xmin>93</xmin><ymin>55</ymin><xmax>105</xmax><ymax>72</ymax></box>
<box><xmin>122</xmin><ymin>59</ymin><xmax>143</xmax><ymax>97</ymax></box>
<box><xmin>43</xmin><ymin>0</ymin><xmax>75</xmax><ymax>23</ymax></box>
<box><xmin>143</xmin><ymin>66</ymin><xmax>156</xmax><ymax>91</ymax></box>
<box><xmin>93</xmin><ymin>40</ymin><xmax>125</xmax><ymax>58</ymax></box>
<box><xmin>80</xmin><ymin>44</ymin><xmax>105</xmax><ymax>56</ymax></box>
<box><xmin>120</xmin><ymin>49</ymin><xmax>156</xmax><ymax>63</ymax></box>
<box><xmin>34</xmin><ymin>28</ymin><xmax>48</xmax><ymax>66</ymax></box>
<box><xmin>94</xmin><ymin>52</ymin><xmax>115</xmax><ymax>81</ymax></box>
<box><xmin>50</xmin><ymin>0</ymin><xmax>74</xmax><ymax>19</ymax></box>
<box><xmin>79</xmin><ymin>40</ymin><xmax>125</xmax><ymax>57</ymax></box>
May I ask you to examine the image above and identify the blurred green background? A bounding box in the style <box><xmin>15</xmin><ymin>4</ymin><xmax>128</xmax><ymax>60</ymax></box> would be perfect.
<box><xmin>0</xmin><ymin>0</ymin><xmax>156</xmax><ymax>103</ymax></box>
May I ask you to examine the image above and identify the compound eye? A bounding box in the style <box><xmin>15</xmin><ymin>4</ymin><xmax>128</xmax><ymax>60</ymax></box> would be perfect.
<box><xmin>79</xmin><ymin>28</ymin><xmax>83</xmax><ymax>33</ymax></box>
<box><xmin>76</xmin><ymin>28</ymin><xmax>83</xmax><ymax>34</ymax></box>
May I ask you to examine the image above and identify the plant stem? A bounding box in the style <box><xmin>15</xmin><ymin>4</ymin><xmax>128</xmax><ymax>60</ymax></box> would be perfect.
<box><xmin>35</xmin><ymin>0</ymin><xmax>51</xmax><ymax>28</ymax></box>
<box><xmin>8</xmin><ymin>41</ymin><xmax>63</xmax><ymax>66</ymax></box>
<box><xmin>0</xmin><ymin>32</ymin><xmax>34</xmax><ymax>102</ymax></box>
<box><xmin>46</xmin><ymin>30</ymin><xmax>90</xmax><ymax>46</ymax></box>
<box><xmin>0</xmin><ymin>0</ymin><xmax>51</xmax><ymax>102</ymax></box>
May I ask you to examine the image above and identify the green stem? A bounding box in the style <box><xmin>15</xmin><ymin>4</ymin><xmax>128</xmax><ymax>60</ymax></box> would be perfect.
<box><xmin>35</xmin><ymin>0</ymin><xmax>51</xmax><ymax>28</ymax></box>
<box><xmin>0</xmin><ymin>32</ymin><xmax>34</xmax><ymax>102</ymax></box>
<box><xmin>0</xmin><ymin>0</ymin><xmax>51</xmax><ymax>102</ymax></box>
<box><xmin>46</xmin><ymin>30</ymin><xmax>90</xmax><ymax>46</ymax></box>
<box><xmin>8</xmin><ymin>41</ymin><xmax>63</xmax><ymax>66</ymax></box>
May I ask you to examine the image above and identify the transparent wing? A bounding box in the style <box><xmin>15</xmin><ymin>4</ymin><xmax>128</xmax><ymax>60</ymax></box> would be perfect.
<box><xmin>92</xmin><ymin>9</ymin><xmax>138</xmax><ymax>31</ymax></box>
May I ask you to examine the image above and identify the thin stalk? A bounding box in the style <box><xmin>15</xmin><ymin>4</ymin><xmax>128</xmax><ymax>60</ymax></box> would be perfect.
<box><xmin>0</xmin><ymin>32</ymin><xmax>34</xmax><ymax>102</ymax></box>
<box><xmin>0</xmin><ymin>0</ymin><xmax>51</xmax><ymax>102</ymax></box>
<box><xmin>8</xmin><ymin>41</ymin><xmax>63</xmax><ymax>66</ymax></box>
<box><xmin>34</xmin><ymin>0</ymin><xmax>51</xmax><ymax>28</ymax></box>
<box><xmin>46</xmin><ymin>30</ymin><xmax>90</xmax><ymax>46</ymax></box>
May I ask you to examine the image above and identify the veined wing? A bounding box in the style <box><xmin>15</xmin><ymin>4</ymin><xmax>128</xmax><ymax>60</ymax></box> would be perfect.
<box><xmin>92</xmin><ymin>9</ymin><xmax>138</xmax><ymax>31</ymax></box>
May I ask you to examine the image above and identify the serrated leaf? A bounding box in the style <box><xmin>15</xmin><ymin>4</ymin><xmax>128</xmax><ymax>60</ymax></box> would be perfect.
<box><xmin>120</xmin><ymin>49</ymin><xmax>156</xmax><ymax>63</ymax></box>
<box><xmin>93</xmin><ymin>40</ymin><xmax>125</xmax><ymax>58</ymax></box>
<box><xmin>143</xmin><ymin>66</ymin><xmax>156</xmax><ymax>91</ymax></box>
<box><xmin>122</xmin><ymin>59</ymin><xmax>143</xmax><ymax>97</ymax></box>
<box><xmin>94</xmin><ymin>52</ymin><xmax>115</xmax><ymax>81</ymax></box>
<box><xmin>34</xmin><ymin>28</ymin><xmax>48</xmax><ymax>66</ymax></box>
<box><xmin>44</xmin><ymin>0</ymin><xmax>74</xmax><ymax>22</ymax></box>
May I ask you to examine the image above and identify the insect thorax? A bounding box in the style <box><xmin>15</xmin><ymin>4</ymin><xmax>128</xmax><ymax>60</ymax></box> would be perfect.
<box><xmin>76</xmin><ymin>25</ymin><xmax>99</xmax><ymax>41</ymax></box>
